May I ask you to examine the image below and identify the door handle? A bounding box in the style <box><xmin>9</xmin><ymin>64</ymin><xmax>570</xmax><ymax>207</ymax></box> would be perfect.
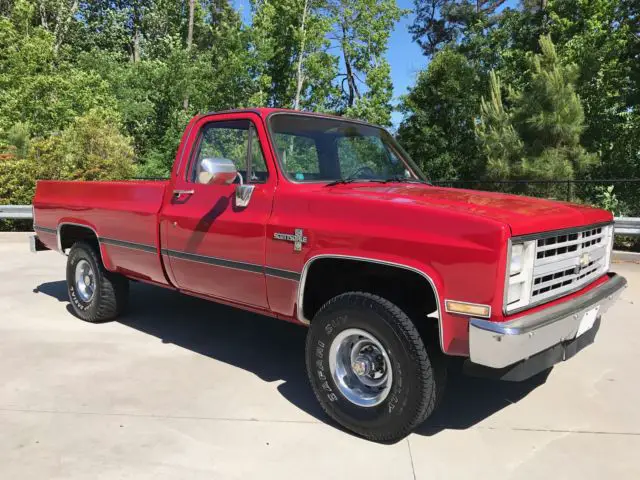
<box><xmin>173</xmin><ymin>189</ymin><xmax>194</xmax><ymax>197</ymax></box>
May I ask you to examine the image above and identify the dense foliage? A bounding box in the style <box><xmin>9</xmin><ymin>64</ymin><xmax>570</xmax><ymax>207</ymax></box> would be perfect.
<box><xmin>476</xmin><ymin>36</ymin><xmax>595</xmax><ymax>186</ymax></box>
<box><xmin>401</xmin><ymin>0</ymin><xmax>640</xmax><ymax>213</ymax></box>
<box><xmin>0</xmin><ymin>0</ymin><xmax>639</xmax><ymax>216</ymax></box>
<box><xmin>0</xmin><ymin>0</ymin><xmax>402</xmax><ymax>189</ymax></box>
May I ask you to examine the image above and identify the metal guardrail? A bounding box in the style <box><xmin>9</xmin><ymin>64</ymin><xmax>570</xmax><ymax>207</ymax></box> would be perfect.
<box><xmin>2</xmin><ymin>205</ymin><xmax>640</xmax><ymax>236</ymax></box>
<box><xmin>0</xmin><ymin>205</ymin><xmax>32</xmax><ymax>219</ymax></box>
<box><xmin>613</xmin><ymin>217</ymin><xmax>640</xmax><ymax>236</ymax></box>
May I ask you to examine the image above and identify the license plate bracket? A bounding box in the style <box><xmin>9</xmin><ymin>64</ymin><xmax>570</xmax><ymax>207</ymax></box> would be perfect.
<box><xmin>577</xmin><ymin>305</ymin><xmax>600</xmax><ymax>337</ymax></box>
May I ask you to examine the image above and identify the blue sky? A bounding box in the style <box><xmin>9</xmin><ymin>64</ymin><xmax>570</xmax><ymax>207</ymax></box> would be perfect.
<box><xmin>388</xmin><ymin>0</ymin><xmax>427</xmax><ymax>126</ymax></box>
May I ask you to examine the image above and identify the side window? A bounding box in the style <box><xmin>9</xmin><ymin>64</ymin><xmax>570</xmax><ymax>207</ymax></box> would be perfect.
<box><xmin>272</xmin><ymin>132</ymin><xmax>320</xmax><ymax>181</ymax></box>
<box><xmin>189</xmin><ymin>120</ymin><xmax>269</xmax><ymax>183</ymax></box>
<box><xmin>250</xmin><ymin>129</ymin><xmax>268</xmax><ymax>181</ymax></box>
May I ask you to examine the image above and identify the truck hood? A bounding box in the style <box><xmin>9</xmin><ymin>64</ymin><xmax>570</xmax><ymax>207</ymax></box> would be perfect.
<box><xmin>328</xmin><ymin>183</ymin><xmax>612</xmax><ymax>236</ymax></box>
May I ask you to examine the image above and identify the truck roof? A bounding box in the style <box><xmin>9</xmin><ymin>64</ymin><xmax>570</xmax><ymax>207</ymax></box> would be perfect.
<box><xmin>201</xmin><ymin>107</ymin><xmax>379</xmax><ymax>128</ymax></box>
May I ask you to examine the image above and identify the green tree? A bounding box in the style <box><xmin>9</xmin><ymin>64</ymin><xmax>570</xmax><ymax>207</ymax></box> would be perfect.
<box><xmin>398</xmin><ymin>49</ymin><xmax>483</xmax><ymax>180</ymax></box>
<box><xmin>0</xmin><ymin>18</ymin><xmax>118</xmax><ymax>137</ymax></box>
<box><xmin>70</xmin><ymin>0</ymin><xmax>257</xmax><ymax>176</ymax></box>
<box><xmin>6</xmin><ymin>122</ymin><xmax>30</xmax><ymax>159</ymax></box>
<box><xmin>547</xmin><ymin>0</ymin><xmax>640</xmax><ymax>181</ymax></box>
<box><xmin>0</xmin><ymin>109</ymin><xmax>134</xmax><ymax>209</ymax></box>
<box><xmin>477</xmin><ymin>36</ymin><xmax>594</xmax><ymax>192</ymax></box>
<box><xmin>328</xmin><ymin>0</ymin><xmax>403</xmax><ymax>125</ymax></box>
<box><xmin>250</xmin><ymin>0</ymin><xmax>337</xmax><ymax>110</ymax></box>
<box><xmin>475</xmin><ymin>70</ymin><xmax>522</xmax><ymax>180</ymax></box>
<box><xmin>409</xmin><ymin>0</ymin><xmax>508</xmax><ymax>58</ymax></box>
<box><xmin>55</xmin><ymin>109</ymin><xmax>135</xmax><ymax>180</ymax></box>
<box><xmin>513</xmin><ymin>36</ymin><xmax>593</xmax><ymax>179</ymax></box>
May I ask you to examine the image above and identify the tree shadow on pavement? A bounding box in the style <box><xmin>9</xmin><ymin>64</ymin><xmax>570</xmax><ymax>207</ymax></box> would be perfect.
<box><xmin>35</xmin><ymin>280</ymin><xmax>549</xmax><ymax>437</ymax></box>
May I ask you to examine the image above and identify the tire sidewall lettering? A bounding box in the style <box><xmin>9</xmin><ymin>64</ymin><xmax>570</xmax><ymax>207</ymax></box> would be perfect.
<box><xmin>69</xmin><ymin>284</ymin><xmax>90</xmax><ymax>311</ymax></box>
<box><xmin>67</xmin><ymin>250</ymin><xmax>97</xmax><ymax>316</ymax></box>
<box><xmin>311</xmin><ymin>309</ymin><xmax>410</xmax><ymax>420</ymax></box>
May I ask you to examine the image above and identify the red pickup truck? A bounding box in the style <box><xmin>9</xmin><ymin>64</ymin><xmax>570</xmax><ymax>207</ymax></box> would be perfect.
<box><xmin>31</xmin><ymin>108</ymin><xmax>626</xmax><ymax>442</ymax></box>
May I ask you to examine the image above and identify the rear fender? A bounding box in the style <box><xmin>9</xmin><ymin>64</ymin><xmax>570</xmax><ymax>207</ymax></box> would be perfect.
<box><xmin>56</xmin><ymin>221</ymin><xmax>115</xmax><ymax>271</ymax></box>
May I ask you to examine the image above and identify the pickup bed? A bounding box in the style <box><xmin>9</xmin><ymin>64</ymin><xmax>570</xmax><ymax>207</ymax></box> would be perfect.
<box><xmin>32</xmin><ymin>108</ymin><xmax>627</xmax><ymax>442</ymax></box>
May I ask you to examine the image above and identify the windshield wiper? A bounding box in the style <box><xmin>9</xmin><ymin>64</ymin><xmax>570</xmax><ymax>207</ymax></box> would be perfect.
<box><xmin>324</xmin><ymin>178</ymin><xmax>358</xmax><ymax>187</ymax></box>
<box><xmin>324</xmin><ymin>178</ymin><xmax>386</xmax><ymax>187</ymax></box>
<box><xmin>382</xmin><ymin>176</ymin><xmax>431</xmax><ymax>185</ymax></box>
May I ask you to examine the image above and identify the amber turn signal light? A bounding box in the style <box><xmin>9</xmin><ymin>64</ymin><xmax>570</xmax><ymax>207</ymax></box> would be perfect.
<box><xmin>445</xmin><ymin>300</ymin><xmax>491</xmax><ymax>318</ymax></box>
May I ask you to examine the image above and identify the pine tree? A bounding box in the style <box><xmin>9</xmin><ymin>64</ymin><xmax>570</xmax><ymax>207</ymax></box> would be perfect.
<box><xmin>477</xmin><ymin>35</ymin><xmax>595</xmax><ymax>190</ymax></box>
<box><xmin>475</xmin><ymin>70</ymin><xmax>522</xmax><ymax>180</ymax></box>
<box><xmin>514</xmin><ymin>35</ymin><xmax>595</xmax><ymax>180</ymax></box>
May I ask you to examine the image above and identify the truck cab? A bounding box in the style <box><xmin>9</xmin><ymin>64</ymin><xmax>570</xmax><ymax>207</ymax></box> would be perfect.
<box><xmin>31</xmin><ymin>108</ymin><xmax>627</xmax><ymax>442</ymax></box>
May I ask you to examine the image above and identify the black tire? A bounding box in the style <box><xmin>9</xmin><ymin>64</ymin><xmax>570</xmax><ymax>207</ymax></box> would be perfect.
<box><xmin>66</xmin><ymin>241</ymin><xmax>129</xmax><ymax>322</ymax></box>
<box><xmin>305</xmin><ymin>292</ymin><xmax>444</xmax><ymax>442</ymax></box>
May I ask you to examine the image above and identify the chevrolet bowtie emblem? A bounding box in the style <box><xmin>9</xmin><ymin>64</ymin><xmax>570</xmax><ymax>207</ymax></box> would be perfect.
<box><xmin>575</xmin><ymin>252</ymin><xmax>591</xmax><ymax>274</ymax></box>
<box><xmin>273</xmin><ymin>229</ymin><xmax>308</xmax><ymax>252</ymax></box>
<box><xmin>579</xmin><ymin>252</ymin><xmax>591</xmax><ymax>268</ymax></box>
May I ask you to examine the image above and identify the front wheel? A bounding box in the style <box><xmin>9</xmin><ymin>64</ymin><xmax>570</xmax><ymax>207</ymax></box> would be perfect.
<box><xmin>66</xmin><ymin>241</ymin><xmax>129</xmax><ymax>322</ymax></box>
<box><xmin>305</xmin><ymin>292</ymin><xmax>444</xmax><ymax>442</ymax></box>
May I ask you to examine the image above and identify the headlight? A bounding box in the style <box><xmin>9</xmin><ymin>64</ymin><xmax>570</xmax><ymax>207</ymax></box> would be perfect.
<box><xmin>504</xmin><ymin>240</ymin><xmax>535</xmax><ymax>313</ymax></box>
<box><xmin>510</xmin><ymin>244</ymin><xmax>524</xmax><ymax>274</ymax></box>
<box><xmin>507</xmin><ymin>281</ymin><xmax>523</xmax><ymax>304</ymax></box>
<box><xmin>604</xmin><ymin>224</ymin><xmax>614</xmax><ymax>271</ymax></box>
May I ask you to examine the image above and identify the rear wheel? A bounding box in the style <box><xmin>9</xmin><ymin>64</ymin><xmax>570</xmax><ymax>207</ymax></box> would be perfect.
<box><xmin>66</xmin><ymin>241</ymin><xmax>129</xmax><ymax>322</ymax></box>
<box><xmin>305</xmin><ymin>292</ymin><xmax>444</xmax><ymax>442</ymax></box>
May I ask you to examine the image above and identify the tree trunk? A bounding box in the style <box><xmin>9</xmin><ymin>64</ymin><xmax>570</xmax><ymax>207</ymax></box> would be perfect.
<box><xmin>52</xmin><ymin>0</ymin><xmax>79</xmax><ymax>54</ymax></box>
<box><xmin>39</xmin><ymin>1</ymin><xmax>48</xmax><ymax>30</ymax></box>
<box><xmin>184</xmin><ymin>0</ymin><xmax>196</xmax><ymax>111</ymax></box>
<box><xmin>132</xmin><ymin>30</ymin><xmax>141</xmax><ymax>62</ymax></box>
<box><xmin>131</xmin><ymin>3</ymin><xmax>142</xmax><ymax>63</ymax></box>
<box><xmin>186</xmin><ymin>0</ymin><xmax>195</xmax><ymax>48</ymax></box>
<box><xmin>341</xmin><ymin>25</ymin><xmax>360</xmax><ymax>107</ymax></box>
<box><xmin>293</xmin><ymin>0</ymin><xmax>310</xmax><ymax>110</ymax></box>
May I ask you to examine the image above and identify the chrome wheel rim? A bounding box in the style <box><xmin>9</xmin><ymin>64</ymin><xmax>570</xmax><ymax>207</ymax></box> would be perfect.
<box><xmin>74</xmin><ymin>259</ymin><xmax>95</xmax><ymax>302</ymax></box>
<box><xmin>329</xmin><ymin>328</ymin><xmax>393</xmax><ymax>407</ymax></box>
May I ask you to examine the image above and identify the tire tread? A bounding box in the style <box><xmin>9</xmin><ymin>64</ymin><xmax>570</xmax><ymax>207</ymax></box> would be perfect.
<box><xmin>306</xmin><ymin>291</ymin><xmax>439</xmax><ymax>442</ymax></box>
<box><xmin>67</xmin><ymin>241</ymin><xmax>128</xmax><ymax>322</ymax></box>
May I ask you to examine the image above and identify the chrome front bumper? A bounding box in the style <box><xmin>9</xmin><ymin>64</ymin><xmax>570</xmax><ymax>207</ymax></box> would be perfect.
<box><xmin>469</xmin><ymin>273</ymin><xmax>627</xmax><ymax>369</ymax></box>
<box><xmin>29</xmin><ymin>235</ymin><xmax>50</xmax><ymax>253</ymax></box>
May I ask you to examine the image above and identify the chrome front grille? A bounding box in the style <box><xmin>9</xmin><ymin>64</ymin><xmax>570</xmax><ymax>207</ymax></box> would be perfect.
<box><xmin>530</xmin><ymin>225</ymin><xmax>612</xmax><ymax>304</ymax></box>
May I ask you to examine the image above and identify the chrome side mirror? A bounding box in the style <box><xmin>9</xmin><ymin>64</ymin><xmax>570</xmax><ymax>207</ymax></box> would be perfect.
<box><xmin>235</xmin><ymin>184</ymin><xmax>255</xmax><ymax>208</ymax></box>
<box><xmin>197</xmin><ymin>157</ymin><xmax>238</xmax><ymax>185</ymax></box>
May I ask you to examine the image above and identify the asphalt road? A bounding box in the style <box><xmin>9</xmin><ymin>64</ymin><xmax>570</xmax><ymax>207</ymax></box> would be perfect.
<box><xmin>1</xmin><ymin>232</ymin><xmax>639</xmax><ymax>479</ymax></box>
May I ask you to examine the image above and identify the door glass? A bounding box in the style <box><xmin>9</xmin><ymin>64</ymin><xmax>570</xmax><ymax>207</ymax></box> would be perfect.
<box><xmin>189</xmin><ymin>120</ymin><xmax>268</xmax><ymax>183</ymax></box>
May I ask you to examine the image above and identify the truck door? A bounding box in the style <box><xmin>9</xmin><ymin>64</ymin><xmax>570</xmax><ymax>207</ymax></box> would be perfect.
<box><xmin>159</xmin><ymin>113</ymin><xmax>275</xmax><ymax>308</ymax></box>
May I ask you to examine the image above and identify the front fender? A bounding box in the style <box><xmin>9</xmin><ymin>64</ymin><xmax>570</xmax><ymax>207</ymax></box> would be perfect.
<box><xmin>296</xmin><ymin>250</ymin><xmax>452</xmax><ymax>352</ymax></box>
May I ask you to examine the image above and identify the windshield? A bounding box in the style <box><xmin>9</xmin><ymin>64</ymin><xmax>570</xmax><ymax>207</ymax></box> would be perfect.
<box><xmin>268</xmin><ymin>113</ymin><xmax>426</xmax><ymax>183</ymax></box>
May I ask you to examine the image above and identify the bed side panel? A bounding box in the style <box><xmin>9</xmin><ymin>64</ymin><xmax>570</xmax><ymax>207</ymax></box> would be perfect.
<box><xmin>33</xmin><ymin>180</ymin><xmax>169</xmax><ymax>285</ymax></box>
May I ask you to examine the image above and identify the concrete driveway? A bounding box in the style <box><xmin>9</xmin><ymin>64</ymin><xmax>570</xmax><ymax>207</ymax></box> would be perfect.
<box><xmin>1</xmin><ymin>232</ymin><xmax>639</xmax><ymax>479</ymax></box>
